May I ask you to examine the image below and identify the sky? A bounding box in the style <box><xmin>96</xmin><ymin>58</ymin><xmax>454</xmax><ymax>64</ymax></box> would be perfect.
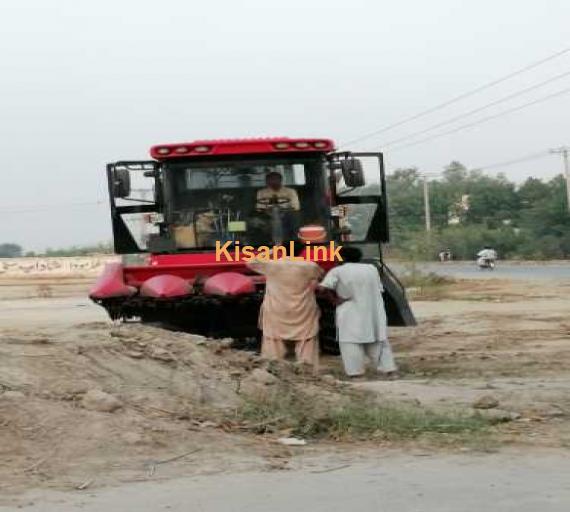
<box><xmin>1</xmin><ymin>0</ymin><xmax>570</xmax><ymax>251</ymax></box>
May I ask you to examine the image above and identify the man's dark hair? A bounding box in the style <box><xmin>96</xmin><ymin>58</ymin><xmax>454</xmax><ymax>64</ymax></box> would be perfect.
<box><xmin>339</xmin><ymin>246</ymin><xmax>362</xmax><ymax>263</ymax></box>
<box><xmin>266</xmin><ymin>171</ymin><xmax>282</xmax><ymax>182</ymax></box>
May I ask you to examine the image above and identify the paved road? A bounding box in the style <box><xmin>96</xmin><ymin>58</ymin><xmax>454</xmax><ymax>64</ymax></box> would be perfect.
<box><xmin>12</xmin><ymin>451</ymin><xmax>570</xmax><ymax>511</ymax></box>
<box><xmin>390</xmin><ymin>261</ymin><xmax>570</xmax><ymax>280</ymax></box>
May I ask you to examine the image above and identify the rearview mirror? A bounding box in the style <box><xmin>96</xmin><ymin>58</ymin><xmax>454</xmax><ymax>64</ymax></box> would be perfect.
<box><xmin>341</xmin><ymin>158</ymin><xmax>365</xmax><ymax>187</ymax></box>
<box><xmin>112</xmin><ymin>168</ymin><xmax>131</xmax><ymax>198</ymax></box>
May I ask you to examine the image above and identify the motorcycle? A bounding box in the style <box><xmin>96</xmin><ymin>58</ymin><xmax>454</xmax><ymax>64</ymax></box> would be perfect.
<box><xmin>477</xmin><ymin>257</ymin><xmax>495</xmax><ymax>270</ymax></box>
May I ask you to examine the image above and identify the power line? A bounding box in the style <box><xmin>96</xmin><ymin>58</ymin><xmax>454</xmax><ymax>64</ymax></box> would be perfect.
<box><xmin>474</xmin><ymin>150</ymin><xmax>553</xmax><ymax>171</ymax></box>
<box><xmin>390</xmin><ymin>86</ymin><xmax>570</xmax><ymax>151</ymax></box>
<box><xmin>381</xmin><ymin>69</ymin><xmax>570</xmax><ymax>148</ymax></box>
<box><xmin>340</xmin><ymin>46</ymin><xmax>570</xmax><ymax>148</ymax></box>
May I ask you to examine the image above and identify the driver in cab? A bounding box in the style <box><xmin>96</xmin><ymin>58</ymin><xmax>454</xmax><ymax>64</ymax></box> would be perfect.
<box><xmin>256</xmin><ymin>171</ymin><xmax>300</xmax><ymax>211</ymax></box>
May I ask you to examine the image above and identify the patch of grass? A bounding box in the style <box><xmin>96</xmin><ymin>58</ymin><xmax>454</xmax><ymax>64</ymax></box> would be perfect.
<box><xmin>235</xmin><ymin>388</ymin><xmax>490</xmax><ymax>441</ymax></box>
<box><xmin>325</xmin><ymin>403</ymin><xmax>488</xmax><ymax>440</ymax></box>
<box><xmin>400</xmin><ymin>269</ymin><xmax>454</xmax><ymax>289</ymax></box>
<box><xmin>399</xmin><ymin>267</ymin><xmax>455</xmax><ymax>300</ymax></box>
<box><xmin>236</xmin><ymin>388</ymin><xmax>330</xmax><ymax>437</ymax></box>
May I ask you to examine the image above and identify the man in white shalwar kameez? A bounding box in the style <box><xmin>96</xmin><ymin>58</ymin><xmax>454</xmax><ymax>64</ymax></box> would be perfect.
<box><xmin>319</xmin><ymin>246</ymin><xmax>398</xmax><ymax>378</ymax></box>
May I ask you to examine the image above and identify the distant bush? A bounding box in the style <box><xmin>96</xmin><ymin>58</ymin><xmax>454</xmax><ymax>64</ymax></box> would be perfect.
<box><xmin>41</xmin><ymin>242</ymin><xmax>113</xmax><ymax>257</ymax></box>
<box><xmin>400</xmin><ymin>268</ymin><xmax>454</xmax><ymax>288</ymax></box>
<box><xmin>389</xmin><ymin>226</ymin><xmax>569</xmax><ymax>261</ymax></box>
<box><xmin>0</xmin><ymin>243</ymin><xmax>23</xmax><ymax>258</ymax></box>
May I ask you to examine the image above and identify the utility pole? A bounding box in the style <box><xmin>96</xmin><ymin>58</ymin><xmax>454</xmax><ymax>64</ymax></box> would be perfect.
<box><xmin>423</xmin><ymin>176</ymin><xmax>432</xmax><ymax>233</ymax></box>
<box><xmin>420</xmin><ymin>172</ymin><xmax>440</xmax><ymax>233</ymax></box>
<box><xmin>550</xmin><ymin>146</ymin><xmax>570</xmax><ymax>212</ymax></box>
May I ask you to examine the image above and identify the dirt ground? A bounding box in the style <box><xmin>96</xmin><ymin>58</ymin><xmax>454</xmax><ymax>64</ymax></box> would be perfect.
<box><xmin>373</xmin><ymin>278</ymin><xmax>570</xmax><ymax>448</ymax></box>
<box><xmin>1</xmin><ymin>273</ymin><xmax>569</xmax><ymax>503</ymax></box>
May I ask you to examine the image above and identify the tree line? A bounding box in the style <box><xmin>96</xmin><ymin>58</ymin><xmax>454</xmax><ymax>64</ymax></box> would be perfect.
<box><xmin>385</xmin><ymin>161</ymin><xmax>570</xmax><ymax>260</ymax></box>
<box><xmin>0</xmin><ymin>242</ymin><xmax>113</xmax><ymax>258</ymax></box>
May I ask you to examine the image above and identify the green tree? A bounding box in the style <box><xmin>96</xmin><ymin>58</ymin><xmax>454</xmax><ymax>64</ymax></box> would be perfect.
<box><xmin>463</xmin><ymin>171</ymin><xmax>519</xmax><ymax>227</ymax></box>
<box><xmin>384</xmin><ymin>162</ymin><xmax>570</xmax><ymax>260</ymax></box>
<box><xmin>0</xmin><ymin>243</ymin><xmax>23</xmax><ymax>258</ymax></box>
<box><xmin>518</xmin><ymin>177</ymin><xmax>550</xmax><ymax>206</ymax></box>
<box><xmin>386</xmin><ymin>168</ymin><xmax>424</xmax><ymax>237</ymax></box>
<box><xmin>518</xmin><ymin>175</ymin><xmax>570</xmax><ymax>257</ymax></box>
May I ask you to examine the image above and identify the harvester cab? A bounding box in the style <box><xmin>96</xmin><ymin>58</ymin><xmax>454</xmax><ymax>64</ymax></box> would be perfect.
<box><xmin>91</xmin><ymin>138</ymin><xmax>415</xmax><ymax>351</ymax></box>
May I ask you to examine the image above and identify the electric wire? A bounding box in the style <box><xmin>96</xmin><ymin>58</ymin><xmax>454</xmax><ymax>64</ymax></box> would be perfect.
<box><xmin>340</xmin><ymin>46</ymin><xmax>570</xmax><ymax>148</ymax></box>
<box><xmin>380</xmin><ymin>69</ymin><xmax>570</xmax><ymax>148</ymax></box>
<box><xmin>474</xmin><ymin>150</ymin><xmax>553</xmax><ymax>171</ymax></box>
<box><xmin>389</xmin><ymin>86</ymin><xmax>570</xmax><ymax>151</ymax></box>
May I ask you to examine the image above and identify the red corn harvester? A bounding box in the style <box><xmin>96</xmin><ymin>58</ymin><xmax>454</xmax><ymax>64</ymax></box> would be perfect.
<box><xmin>90</xmin><ymin>137</ymin><xmax>415</xmax><ymax>352</ymax></box>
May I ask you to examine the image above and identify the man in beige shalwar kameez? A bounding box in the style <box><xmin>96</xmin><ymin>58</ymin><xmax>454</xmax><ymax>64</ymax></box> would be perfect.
<box><xmin>247</xmin><ymin>242</ymin><xmax>323</xmax><ymax>367</ymax></box>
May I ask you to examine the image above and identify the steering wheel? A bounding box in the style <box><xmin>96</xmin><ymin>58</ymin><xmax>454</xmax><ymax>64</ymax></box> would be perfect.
<box><xmin>255</xmin><ymin>196</ymin><xmax>293</xmax><ymax>211</ymax></box>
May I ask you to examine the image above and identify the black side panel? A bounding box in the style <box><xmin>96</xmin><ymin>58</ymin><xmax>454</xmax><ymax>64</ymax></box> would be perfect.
<box><xmin>111</xmin><ymin>204</ymin><xmax>158</xmax><ymax>254</ymax></box>
<box><xmin>112</xmin><ymin>214</ymin><xmax>142</xmax><ymax>254</ymax></box>
<box><xmin>365</xmin><ymin>197</ymin><xmax>387</xmax><ymax>243</ymax></box>
<box><xmin>366</xmin><ymin>259</ymin><xmax>417</xmax><ymax>327</ymax></box>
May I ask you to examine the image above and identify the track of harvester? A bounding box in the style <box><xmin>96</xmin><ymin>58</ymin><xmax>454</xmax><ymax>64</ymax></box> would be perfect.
<box><xmin>94</xmin><ymin>293</ymin><xmax>339</xmax><ymax>354</ymax></box>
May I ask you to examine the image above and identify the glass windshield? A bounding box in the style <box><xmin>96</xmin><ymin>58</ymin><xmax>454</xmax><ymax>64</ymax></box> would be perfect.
<box><xmin>184</xmin><ymin>164</ymin><xmax>306</xmax><ymax>189</ymax></box>
<box><xmin>166</xmin><ymin>158</ymin><xmax>330</xmax><ymax>249</ymax></box>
